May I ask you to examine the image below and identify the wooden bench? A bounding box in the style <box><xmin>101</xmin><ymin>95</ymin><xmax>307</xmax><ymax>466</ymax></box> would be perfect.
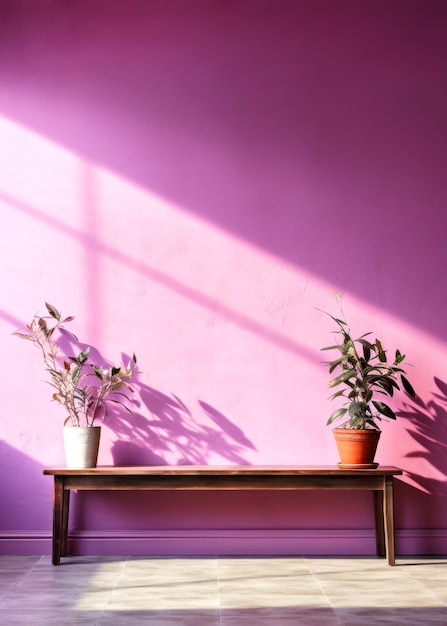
<box><xmin>43</xmin><ymin>465</ymin><xmax>402</xmax><ymax>566</ymax></box>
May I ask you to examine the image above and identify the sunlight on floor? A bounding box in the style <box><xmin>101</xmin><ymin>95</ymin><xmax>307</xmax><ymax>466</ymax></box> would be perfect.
<box><xmin>2</xmin><ymin>555</ymin><xmax>445</xmax><ymax>624</ymax></box>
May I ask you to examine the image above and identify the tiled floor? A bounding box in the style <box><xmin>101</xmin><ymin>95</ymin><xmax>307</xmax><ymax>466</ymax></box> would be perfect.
<box><xmin>0</xmin><ymin>555</ymin><xmax>446</xmax><ymax>625</ymax></box>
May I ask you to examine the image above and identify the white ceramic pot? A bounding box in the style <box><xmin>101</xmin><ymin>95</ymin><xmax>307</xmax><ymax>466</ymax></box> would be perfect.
<box><xmin>63</xmin><ymin>426</ymin><xmax>101</xmax><ymax>468</ymax></box>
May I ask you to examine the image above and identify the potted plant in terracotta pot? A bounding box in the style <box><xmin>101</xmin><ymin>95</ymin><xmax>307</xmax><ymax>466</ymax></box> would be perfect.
<box><xmin>320</xmin><ymin>302</ymin><xmax>415</xmax><ymax>468</ymax></box>
<box><xmin>14</xmin><ymin>303</ymin><xmax>137</xmax><ymax>468</ymax></box>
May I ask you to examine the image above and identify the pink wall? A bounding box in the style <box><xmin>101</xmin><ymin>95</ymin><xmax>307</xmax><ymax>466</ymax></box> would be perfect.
<box><xmin>1</xmin><ymin>0</ymin><xmax>447</xmax><ymax>556</ymax></box>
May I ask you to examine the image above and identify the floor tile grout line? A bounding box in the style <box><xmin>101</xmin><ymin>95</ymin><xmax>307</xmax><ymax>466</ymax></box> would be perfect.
<box><xmin>0</xmin><ymin>555</ymin><xmax>46</xmax><ymax>608</ymax></box>
<box><xmin>95</xmin><ymin>555</ymin><xmax>129</xmax><ymax>625</ymax></box>
<box><xmin>304</xmin><ymin>557</ymin><xmax>351</xmax><ymax>626</ymax></box>
<box><xmin>304</xmin><ymin>556</ymin><xmax>447</xmax><ymax>620</ymax></box>
<box><xmin>215</xmin><ymin>555</ymin><xmax>222</xmax><ymax>626</ymax></box>
<box><xmin>400</xmin><ymin>565</ymin><xmax>447</xmax><ymax>607</ymax></box>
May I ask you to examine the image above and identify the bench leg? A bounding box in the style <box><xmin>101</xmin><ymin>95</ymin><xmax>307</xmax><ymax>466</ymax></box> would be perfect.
<box><xmin>52</xmin><ymin>477</ymin><xmax>64</xmax><ymax>565</ymax></box>
<box><xmin>61</xmin><ymin>489</ymin><xmax>70</xmax><ymax>557</ymax></box>
<box><xmin>373</xmin><ymin>478</ymin><xmax>396</xmax><ymax>565</ymax></box>
<box><xmin>383</xmin><ymin>476</ymin><xmax>396</xmax><ymax>566</ymax></box>
<box><xmin>373</xmin><ymin>489</ymin><xmax>386</xmax><ymax>558</ymax></box>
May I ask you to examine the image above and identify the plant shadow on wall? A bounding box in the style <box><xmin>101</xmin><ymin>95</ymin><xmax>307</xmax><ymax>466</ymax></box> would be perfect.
<box><xmin>108</xmin><ymin>390</ymin><xmax>257</xmax><ymax>466</ymax></box>
<box><xmin>57</xmin><ymin>336</ymin><xmax>257</xmax><ymax>466</ymax></box>
<box><xmin>398</xmin><ymin>377</ymin><xmax>447</xmax><ymax>497</ymax></box>
<box><xmin>57</xmin><ymin>341</ymin><xmax>257</xmax><ymax>466</ymax></box>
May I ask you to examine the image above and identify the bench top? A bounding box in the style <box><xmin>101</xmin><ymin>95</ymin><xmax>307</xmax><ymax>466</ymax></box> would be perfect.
<box><xmin>43</xmin><ymin>465</ymin><xmax>403</xmax><ymax>477</ymax></box>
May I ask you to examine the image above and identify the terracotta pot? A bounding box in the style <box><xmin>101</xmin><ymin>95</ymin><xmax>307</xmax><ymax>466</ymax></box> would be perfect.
<box><xmin>333</xmin><ymin>428</ymin><xmax>381</xmax><ymax>468</ymax></box>
<box><xmin>63</xmin><ymin>426</ymin><xmax>101</xmax><ymax>468</ymax></box>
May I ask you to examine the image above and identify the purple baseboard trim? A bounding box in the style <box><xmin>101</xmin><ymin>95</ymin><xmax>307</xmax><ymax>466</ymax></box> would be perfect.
<box><xmin>0</xmin><ymin>532</ymin><xmax>52</xmax><ymax>555</ymax></box>
<box><xmin>1</xmin><ymin>529</ymin><xmax>446</xmax><ymax>556</ymax></box>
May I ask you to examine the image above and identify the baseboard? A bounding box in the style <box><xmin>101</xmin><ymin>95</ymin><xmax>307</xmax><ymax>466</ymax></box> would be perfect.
<box><xmin>1</xmin><ymin>529</ymin><xmax>446</xmax><ymax>556</ymax></box>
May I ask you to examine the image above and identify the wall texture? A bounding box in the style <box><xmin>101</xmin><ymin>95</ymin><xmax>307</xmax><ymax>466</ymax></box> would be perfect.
<box><xmin>1</xmin><ymin>0</ymin><xmax>447</xmax><ymax>557</ymax></box>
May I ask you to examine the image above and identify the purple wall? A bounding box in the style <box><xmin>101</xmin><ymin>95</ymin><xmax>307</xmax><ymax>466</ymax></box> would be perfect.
<box><xmin>1</xmin><ymin>0</ymin><xmax>447</xmax><ymax>556</ymax></box>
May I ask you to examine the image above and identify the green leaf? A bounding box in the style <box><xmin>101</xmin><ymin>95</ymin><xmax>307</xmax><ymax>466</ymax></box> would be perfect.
<box><xmin>375</xmin><ymin>339</ymin><xmax>387</xmax><ymax>363</ymax></box>
<box><xmin>77</xmin><ymin>347</ymin><xmax>90</xmax><ymax>363</ymax></box>
<box><xmin>372</xmin><ymin>401</ymin><xmax>396</xmax><ymax>419</ymax></box>
<box><xmin>395</xmin><ymin>349</ymin><xmax>405</xmax><ymax>364</ymax></box>
<box><xmin>350</xmin><ymin>415</ymin><xmax>367</xmax><ymax>428</ymax></box>
<box><xmin>329</xmin><ymin>389</ymin><xmax>346</xmax><ymax>401</ymax></box>
<box><xmin>357</xmin><ymin>332</ymin><xmax>373</xmax><ymax>340</ymax></box>
<box><xmin>321</xmin><ymin>344</ymin><xmax>344</xmax><ymax>352</ymax></box>
<box><xmin>45</xmin><ymin>302</ymin><xmax>61</xmax><ymax>321</ymax></box>
<box><xmin>401</xmin><ymin>375</ymin><xmax>416</xmax><ymax>397</ymax></box>
<box><xmin>348</xmin><ymin>402</ymin><xmax>365</xmax><ymax>418</ymax></box>
<box><xmin>366</xmin><ymin>375</ymin><xmax>398</xmax><ymax>395</ymax></box>
<box><xmin>316</xmin><ymin>308</ymin><xmax>347</xmax><ymax>328</ymax></box>
<box><xmin>327</xmin><ymin>354</ymin><xmax>349</xmax><ymax>373</ymax></box>
<box><xmin>327</xmin><ymin>407</ymin><xmax>348</xmax><ymax>425</ymax></box>
<box><xmin>92</xmin><ymin>366</ymin><xmax>103</xmax><ymax>380</ymax></box>
<box><xmin>360</xmin><ymin>341</ymin><xmax>371</xmax><ymax>362</ymax></box>
<box><xmin>366</xmin><ymin>418</ymin><xmax>379</xmax><ymax>429</ymax></box>
<box><xmin>328</xmin><ymin>369</ymin><xmax>356</xmax><ymax>388</ymax></box>
<box><xmin>71</xmin><ymin>365</ymin><xmax>81</xmax><ymax>381</ymax></box>
<box><xmin>357</xmin><ymin>357</ymin><xmax>367</xmax><ymax>373</ymax></box>
<box><xmin>363</xmin><ymin>389</ymin><xmax>373</xmax><ymax>403</ymax></box>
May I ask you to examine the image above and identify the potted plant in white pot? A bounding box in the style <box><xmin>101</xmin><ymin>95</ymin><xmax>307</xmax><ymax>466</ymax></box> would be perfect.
<box><xmin>14</xmin><ymin>303</ymin><xmax>137</xmax><ymax>468</ymax></box>
<box><xmin>320</xmin><ymin>302</ymin><xmax>415</xmax><ymax>468</ymax></box>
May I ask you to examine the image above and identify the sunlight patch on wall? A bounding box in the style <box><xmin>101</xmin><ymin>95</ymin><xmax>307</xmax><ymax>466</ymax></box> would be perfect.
<box><xmin>0</xmin><ymin>113</ymin><xmax>328</xmax><ymax>356</ymax></box>
<box><xmin>1</xmin><ymin>114</ymin><xmax>443</xmax><ymax>475</ymax></box>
